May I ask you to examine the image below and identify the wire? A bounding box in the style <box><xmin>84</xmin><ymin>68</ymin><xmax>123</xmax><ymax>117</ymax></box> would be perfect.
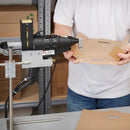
<box><xmin>31</xmin><ymin>59</ymin><xmax>57</xmax><ymax>115</ymax></box>
<box><xmin>4</xmin><ymin>78</ymin><xmax>30</xmax><ymax>118</ymax></box>
<box><xmin>33</xmin><ymin>30</ymin><xmax>43</xmax><ymax>38</ymax></box>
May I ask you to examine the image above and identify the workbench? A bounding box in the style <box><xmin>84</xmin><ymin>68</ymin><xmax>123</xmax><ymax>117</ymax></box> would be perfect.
<box><xmin>0</xmin><ymin>106</ymin><xmax>130</xmax><ymax>130</ymax></box>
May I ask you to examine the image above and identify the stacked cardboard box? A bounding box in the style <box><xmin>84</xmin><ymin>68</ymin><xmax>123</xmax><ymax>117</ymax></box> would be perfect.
<box><xmin>51</xmin><ymin>54</ymin><xmax>68</xmax><ymax>98</ymax></box>
<box><xmin>0</xmin><ymin>5</ymin><xmax>38</xmax><ymax>38</ymax></box>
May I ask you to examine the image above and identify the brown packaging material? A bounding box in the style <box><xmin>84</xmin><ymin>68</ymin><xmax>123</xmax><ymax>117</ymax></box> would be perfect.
<box><xmin>76</xmin><ymin>109</ymin><xmax>130</xmax><ymax>130</ymax></box>
<box><xmin>0</xmin><ymin>5</ymin><xmax>38</xmax><ymax>38</ymax></box>
<box><xmin>0</xmin><ymin>5</ymin><xmax>38</xmax><ymax>24</ymax></box>
<box><xmin>0</xmin><ymin>22</ymin><xmax>38</xmax><ymax>38</ymax></box>
<box><xmin>51</xmin><ymin>57</ymin><xmax>68</xmax><ymax>98</ymax></box>
<box><xmin>71</xmin><ymin>33</ymin><xmax>129</xmax><ymax>65</ymax></box>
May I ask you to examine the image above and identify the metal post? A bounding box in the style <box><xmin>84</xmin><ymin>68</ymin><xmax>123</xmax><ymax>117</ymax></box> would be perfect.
<box><xmin>9</xmin><ymin>48</ymin><xmax>13</xmax><ymax>130</ymax></box>
<box><xmin>38</xmin><ymin>0</ymin><xmax>46</xmax><ymax>114</ymax></box>
<box><xmin>44</xmin><ymin>0</ymin><xmax>51</xmax><ymax>114</ymax></box>
<box><xmin>37</xmin><ymin>0</ymin><xmax>51</xmax><ymax>114</ymax></box>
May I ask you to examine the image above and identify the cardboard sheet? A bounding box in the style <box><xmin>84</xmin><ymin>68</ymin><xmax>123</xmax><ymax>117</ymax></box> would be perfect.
<box><xmin>76</xmin><ymin>109</ymin><xmax>130</xmax><ymax>130</ymax></box>
<box><xmin>0</xmin><ymin>5</ymin><xmax>38</xmax><ymax>38</ymax></box>
<box><xmin>71</xmin><ymin>33</ymin><xmax>129</xmax><ymax>65</ymax></box>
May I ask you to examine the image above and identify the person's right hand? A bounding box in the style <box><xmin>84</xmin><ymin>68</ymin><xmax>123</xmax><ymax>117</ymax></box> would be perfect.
<box><xmin>63</xmin><ymin>51</ymin><xmax>79</xmax><ymax>64</ymax></box>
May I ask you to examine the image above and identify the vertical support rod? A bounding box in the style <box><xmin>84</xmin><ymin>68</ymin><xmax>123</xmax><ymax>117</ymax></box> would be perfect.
<box><xmin>37</xmin><ymin>0</ymin><xmax>51</xmax><ymax>114</ymax></box>
<box><xmin>38</xmin><ymin>0</ymin><xmax>45</xmax><ymax>114</ymax></box>
<box><xmin>9</xmin><ymin>48</ymin><xmax>13</xmax><ymax>130</ymax></box>
<box><xmin>44</xmin><ymin>0</ymin><xmax>51</xmax><ymax>114</ymax></box>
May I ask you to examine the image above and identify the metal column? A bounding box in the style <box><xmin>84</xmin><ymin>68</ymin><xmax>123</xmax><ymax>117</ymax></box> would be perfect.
<box><xmin>44</xmin><ymin>0</ymin><xmax>51</xmax><ymax>115</ymax></box>
<box><xmin>8</xmin><ymin>48</ymin><xmax>14</xmax><ymax>130</ymax></box>
<box><xmin>38</xmin><ymin>0</ymin><xmax>51</xmax><ymax>114</ymax></box>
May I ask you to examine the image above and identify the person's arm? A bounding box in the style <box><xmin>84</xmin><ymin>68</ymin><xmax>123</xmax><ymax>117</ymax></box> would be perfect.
<box><xmin>54</xmin><ymin>23</ymin><xmax>78</xmax><ymax>64</ymax></box>
<box><xmin>118</xmin><ymin>44</ymin><xmax>130</xmax><ymax>65</ymax></box>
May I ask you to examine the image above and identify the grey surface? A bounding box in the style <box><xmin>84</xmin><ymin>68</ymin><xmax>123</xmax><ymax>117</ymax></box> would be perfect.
<box><xmin>51</xmin><ymin>98</ymin><xmax>66</xmax><ymax>106</ymax></box>
<box><xmin>0</xmin><ymin>98</ymin><xmax>67</xmax><ymax>110</ymax></box>
<box><xmin>22</xmin><ymin>50</ymin><xmax>53</xmax><ymax>68</ymax></box>
<box><xmin>0</xmin><ymin>106</ymin><xmax>130</xmax><ymax>130</ymax></box>
<box><xmin>0</xmin><ymin>0</ymin><xmax>32</xmax><ymax>5</ymax></box>
<box><xmin>0</xmin><ymin>119</ymin><xmax>8</xmax><ymax>130</ymax></box>
<box><xmin>0</xmin><ymin>111</ymin><xmax>81</xmax><ymax>130</ymax></box>
<box><xmin>0</xmin><ymin>101</ymin><xmax>38</xmax><ymax>110</ymax></box>
<box><xmin>0</xmin><ymin>37</ymin><xmax>20</xmax><ymax>42</ymax></box>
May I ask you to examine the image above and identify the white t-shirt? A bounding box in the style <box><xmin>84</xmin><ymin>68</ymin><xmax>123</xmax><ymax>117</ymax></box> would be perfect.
<box><xmin>54</xmin><ymin>0</ymin><xmax>130</xmax><ymax>98</ymax></box>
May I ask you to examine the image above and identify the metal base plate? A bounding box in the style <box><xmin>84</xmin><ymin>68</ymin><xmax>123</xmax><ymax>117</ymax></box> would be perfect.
<box><xmin>22</xmin><ymin>50</ymin><xmax>53</xmax><ymax>68</ymax></box>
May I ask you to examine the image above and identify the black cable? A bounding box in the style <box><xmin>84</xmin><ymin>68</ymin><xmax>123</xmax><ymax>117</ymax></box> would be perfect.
<box><xmin>33</xmin><ymin>30</ymin><xmax>43</xmax><ymax>38</ymax></box>
<box><xmin>4</xmin><ymin>68</ymin><xmax>39</xmax><ymax>118</ymax></box>
<box><xmin>4</xmin><ymin>79</ymin><xmax>27</xmax><ymax>118</ymax></box>
<box><xmin>31</xmin><ymin>59</ymin><xmax>57</xmax><ymax>115</ymax></box>
<box><xmin>4</xmin><ymin>77</ymin><xmax>31</xmax><ymax>118</ymax></box>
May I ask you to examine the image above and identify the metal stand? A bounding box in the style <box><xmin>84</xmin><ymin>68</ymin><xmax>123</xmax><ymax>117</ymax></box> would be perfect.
<box><xmin>38</xmin><ymin>0</ymin><xmax>51</xmax><ymax>114</ymax></box>
<box><xmin>0</xmin><ymin>48</ymin><xmax>15</xmax><ymax>130</ymax></box>
<box><xmin>8</xmin><ymin>48</ymin><xmax>13</xmax><ymax>130</ymax></box>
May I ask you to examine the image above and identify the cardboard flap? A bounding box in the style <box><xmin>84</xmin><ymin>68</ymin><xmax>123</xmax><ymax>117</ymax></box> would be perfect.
<box><xmin>76</xmin><ymin>109</ymin><xmax>130</xmax><ymax>130</ymax></box>
<box><xmin>121</xmin><ymin>35</ymin><xmax>130</xmax><ymax>48</ymax></box>
<box><xmin>72</xmin><ymin>33</ymin><xmax>129</xmax><ymax>65</ymax></box>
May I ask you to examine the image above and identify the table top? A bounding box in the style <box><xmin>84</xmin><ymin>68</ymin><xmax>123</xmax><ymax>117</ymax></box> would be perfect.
<box><xmin>0</xmin><ymin>106</ymin><xmax>130</xmax><ymax>130</ymax></box>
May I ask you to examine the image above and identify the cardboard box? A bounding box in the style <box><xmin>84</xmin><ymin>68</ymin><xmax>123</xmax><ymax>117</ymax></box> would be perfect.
<box><xmin>76</xmin><ymin>109</ymin><xmax>130</xmax><ymax>130</ymax></box>
<box><xmin>0</xmin><ymin>5</ymin><xmax>38</xmax><ymax>38</ymax></box>
<box><xmin>0</xmin><ymin>22</ymin><xmax>38</xmax><ymax>38</ymax></box>
<box><xmin>0</xmin><ymin>5</ymin><xmax>38</xmax><ymax>24</ymax></box>
<box><xmin>51</xmin><ymin>59</ymin><xmax>68</xmax><ymax>97</ymax></box>
<box><xmin>0</xmin><ymin>79</ymin><xmax>22</xmax><ymax>101</ymax></box>
<box><xmin>72</xmin><ymin>33</ymin><xmax>129</xmax><ymax>65</ymax></box>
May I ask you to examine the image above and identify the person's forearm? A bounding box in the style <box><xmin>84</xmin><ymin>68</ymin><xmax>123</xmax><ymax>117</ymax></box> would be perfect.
<box><xmin>54</xmin><ymin>23</ymin><xmax>79</xmax><ymax>64</ymax></box>
<box><xmin>54</xmin><ymin>23</ymin><xmax>72</xmax><ymax>36</ymax></box>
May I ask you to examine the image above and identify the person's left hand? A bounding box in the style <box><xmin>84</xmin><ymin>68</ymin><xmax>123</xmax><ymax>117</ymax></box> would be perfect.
<box><xmin>118</xmin><ymin>44</ymin><xmax>130</xmax><ymax>65</ymax></box>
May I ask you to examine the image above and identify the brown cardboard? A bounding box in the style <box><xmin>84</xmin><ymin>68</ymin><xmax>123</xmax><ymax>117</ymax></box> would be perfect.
<box><xmin>51</xmin><ymin>59</ymin><xmax>68</xmax><ymax>97</ymax></box>
<box><xmin>76</xmin><ymin>109</ymin><xmax>130</xmax><ymax>130</ymax></box>
<box><xmin>0</xmin><ymin>22</ymin><xmax>38</xmax><ymax>38</ymax></box>
<box><xmin>0</xmin><ymin>5</ymin><xmax>38</xmax><ymax>23</ymax></box>
<box><xmin>0</xmin><ymin>5</ymin><xmax>38</xmax><ymax>38</ymax></box>
<box><xmin>109</xmin><ymin>46</ymin><xmax>126</xmax><ymax>61</ymax></box>
<box><xmin>71</xmin><ymin>33</ymin><xmax>129</xmax><ymax>65</ymax></box>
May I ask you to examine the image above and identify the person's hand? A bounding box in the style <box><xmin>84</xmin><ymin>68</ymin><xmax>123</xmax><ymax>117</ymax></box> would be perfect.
<box><xmin>63</xmin><ymin>51</ymin><xmax>79</xmax><ymax>64</ymax></box>
<box><xmin>118</xmin><ymin>44</ymin><xmax>130</xmax><ymax>65</ymax></box>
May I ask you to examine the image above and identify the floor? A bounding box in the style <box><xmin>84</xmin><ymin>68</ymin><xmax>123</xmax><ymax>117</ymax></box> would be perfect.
<box><xmin>0</xmin><ymin>104</ymin><xmax>67</xmax><ymax>119</ymax></box>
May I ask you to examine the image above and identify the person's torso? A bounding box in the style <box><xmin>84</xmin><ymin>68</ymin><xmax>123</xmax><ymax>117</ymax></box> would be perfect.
<box><xmin>68</xmin><ymin>0</ymin><xmax>130</xmax><ymax>98</ymax></box>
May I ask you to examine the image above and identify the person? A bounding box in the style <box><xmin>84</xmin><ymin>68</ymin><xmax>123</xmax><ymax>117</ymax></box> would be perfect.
<box><xmin>54</xmin><ymin>0</ymin><xmax>130</xmax><ymax>112</ymax></box>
